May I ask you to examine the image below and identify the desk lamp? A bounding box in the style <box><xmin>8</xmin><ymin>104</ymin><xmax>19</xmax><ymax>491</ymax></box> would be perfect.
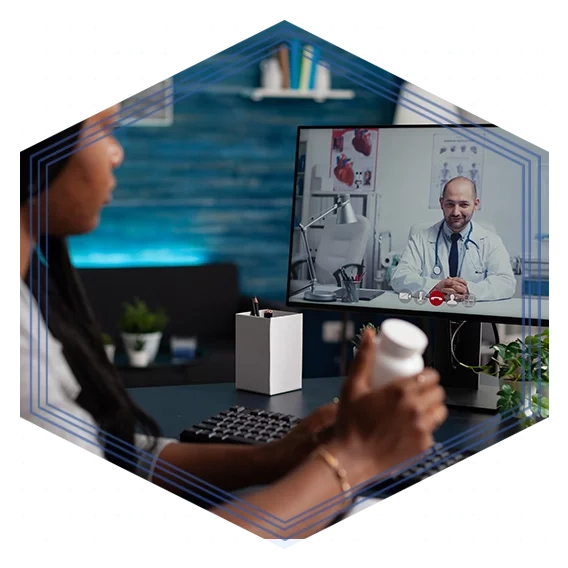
<box><xmin>297</xmin><ymin>194</ymin><xmax>358</xmax><ymax>302</ymax></box>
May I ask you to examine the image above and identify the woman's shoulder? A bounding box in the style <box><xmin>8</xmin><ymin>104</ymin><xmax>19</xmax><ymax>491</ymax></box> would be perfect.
<box><xmin>20</xmin><ymin>280</ymin><xmax>31</xmax><ymax>331</ymax></box>
<box><xmin>20</xmin><ymin>280</ymin><xmax>38</xmax><ymax>350</ymax></box>
<box><xmin>21</xmin><ymin>280</ymin><xmax>49</xmax><ymax>334</ymax></box>
<box><xmin>20</xmin><ymin>279</ymin><xmax>104</xmax><ymax>457</ymax></box>
<box><xmin>21</xmin><ymin>279</ymin><xmax>83</xmax><ymax>395</ymax></box>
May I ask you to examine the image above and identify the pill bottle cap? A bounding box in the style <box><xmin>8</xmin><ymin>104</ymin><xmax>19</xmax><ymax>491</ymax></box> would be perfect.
<box><xmin>375</xmin><ymin>319</ymin><xmax>429</xmax><ymax>358</ymax></box>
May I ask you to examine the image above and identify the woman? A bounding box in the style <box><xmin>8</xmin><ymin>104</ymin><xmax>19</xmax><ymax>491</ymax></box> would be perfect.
<box><xmin>20</xmin><ymin>104</ymin><xmax>447</xmax><ymax>539</ymax></box>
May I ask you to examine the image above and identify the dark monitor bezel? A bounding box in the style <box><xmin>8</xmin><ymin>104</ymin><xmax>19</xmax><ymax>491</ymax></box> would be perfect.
<box><xmin>285</xmin><ymin>123</ymin><xmax>549</xmax><ymax>328</ymax></box>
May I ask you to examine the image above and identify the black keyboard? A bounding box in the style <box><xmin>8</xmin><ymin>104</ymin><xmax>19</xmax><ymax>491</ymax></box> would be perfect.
<box><xmin>365</xmin><ymin>443</ymin><xmax>474</xmax><ymax>495</ymax></box>
<box><xmin>179</xmin><ymin>406</ymin><xmax>301</xmax><ymax>445</ymax></box>
<box><xmin>179</xmin><ymin>406</ymin><xmax>474</xmax><ymax>493</ymax></box>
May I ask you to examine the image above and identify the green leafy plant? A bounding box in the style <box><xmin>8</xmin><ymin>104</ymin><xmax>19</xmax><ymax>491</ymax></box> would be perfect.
<box><xmin>118</xmin><ymin>298</ymin><xmax>168</xmax><ymax>335</ymax></box>
<box><xmin>352</xmin><ymin>323</ymin><xmax>378</xmax><ymax>348</ymax></box>
<box><xmin>101</xmin><ymin>333</ymin><xmax>114</xmax><ymax>346</ymax></box>
<box><xmin>134</xmin><ymin>338</ymin><xmax>146</xmax><ymax>352</ymax></box>
<box><xmin>489</xmin><ymin>328</ymin><xmax>548</xmax><ymax>383</ymax></box>
<box><xmin>467</xmin><ymin>328</ymin><xmax>549</xmax><ymax>427</ymax></box>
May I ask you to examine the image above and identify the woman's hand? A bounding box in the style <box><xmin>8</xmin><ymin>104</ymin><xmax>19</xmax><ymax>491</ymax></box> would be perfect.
<box><xmin>259</xmin><ymin>402</ymin><xmax>339</xmax><ymax>482</ymax></box>
<box><xmin>328</xmin><ymin>328</ymin><xmax>448</xmax><ymax>485</ymax></box>
<box><xmin>155</xmin><ymin>399</ymin><xmax>339</xmax><ymax>496</ymax></box>
<box><xmin>208</xmin><ymin>329</ymin><xmax>447</xmax><ymax>538</ymax></box>
<box><xmin>253</xmin><ymin>327</ymin><xmax>447</xmax><ymax>488</ymax></box>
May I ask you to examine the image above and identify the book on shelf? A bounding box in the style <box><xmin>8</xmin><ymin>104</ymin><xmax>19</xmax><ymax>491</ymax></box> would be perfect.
<box><xmin>276</xmin><ymin>44</ymin><xmax>290</xmax><ymax>89</ymax></box>
<box><xmin>274</xmin><ymin>41</ymin><xmax>324</xmax><ymax>91</ymax></box>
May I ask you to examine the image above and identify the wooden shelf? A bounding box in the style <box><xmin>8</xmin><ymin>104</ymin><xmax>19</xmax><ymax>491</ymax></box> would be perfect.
<box><xmin>244</xmin><ymin>88</ymin><xmax>356</xmax><ymax>103</ymax></box>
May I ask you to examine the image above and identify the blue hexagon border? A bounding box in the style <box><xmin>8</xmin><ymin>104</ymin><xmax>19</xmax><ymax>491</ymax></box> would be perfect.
<box><xmin>22</xmin><ymin>20</ymin><xmax>540</xmax><ymax>544</ymax></box>
<box><xmin>23</xmin><ymin>18</ymin><xmax>544</xmax><ymax>540</ymax></box>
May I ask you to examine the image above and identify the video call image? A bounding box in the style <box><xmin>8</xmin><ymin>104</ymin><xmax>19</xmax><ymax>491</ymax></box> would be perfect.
<box><xmin>287</xmin><ymin>125</ymin><xmax>549</xmax><ymax>321</ymax></box>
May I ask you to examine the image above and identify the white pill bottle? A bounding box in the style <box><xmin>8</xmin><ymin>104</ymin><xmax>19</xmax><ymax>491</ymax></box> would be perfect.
<box><xmin>371</xmin><ymin>319</ymin><xmax>429</xmax><ymax>389</ymax></box>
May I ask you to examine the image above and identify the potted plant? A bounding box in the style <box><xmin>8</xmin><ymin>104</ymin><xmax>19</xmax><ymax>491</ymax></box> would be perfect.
<box><xmin>352</xmin><ymin>323</ymin><xmax>378</xmax><ymax>357</ymax></box>
<box><xmin>118</xmin><ymin>298</ymin><xmax>168</xmax><ymax>366</ymax></box>
<box><xmin>129</xmin><ymin>338</ymin><xmax>150</xmax><ymax>368</ymax></box>
<box><xmin>102</xmin><ymin>333</ymin><xmax>115</xmax><ymax>363</ymax></box>
<box><xmin>468</xmin><ymin>328</ymin><xmax>549</xmax><ymax>428</ymax></box>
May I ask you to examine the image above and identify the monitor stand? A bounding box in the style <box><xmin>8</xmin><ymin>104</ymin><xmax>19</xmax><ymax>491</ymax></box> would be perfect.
<box><xmin>443</xmin><ymin>384</ymin><xmax>500</xmax><ymax>413</ymax></box>
<box><xmin>423</xmin><ymin>318</ymin><xmax>499</xmax><ymax>414</ymax></box>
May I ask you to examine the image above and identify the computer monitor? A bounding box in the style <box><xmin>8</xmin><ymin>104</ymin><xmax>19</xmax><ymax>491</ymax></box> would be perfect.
<box><xmin>286</xmin><ymin>124</ymin><xmax>549</xmax><ymax>413</ymax></box>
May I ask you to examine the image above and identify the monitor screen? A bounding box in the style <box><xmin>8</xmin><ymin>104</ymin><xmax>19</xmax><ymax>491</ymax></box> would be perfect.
<box><xmin>286</xmin><ymin>125</ymin><xmax>549</xmax><ymax>325</ymax></box>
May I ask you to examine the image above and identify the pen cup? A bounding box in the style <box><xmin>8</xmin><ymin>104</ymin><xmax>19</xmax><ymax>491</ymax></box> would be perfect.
<box><xmin>341</xmin><ymin>279</ymin><xmax>362</xmax><ymax>303</ymax></box>
<box><xmin>235</xmin><ymin>310</ymin><xmax>303</xmax><ymax>396</ymax></box>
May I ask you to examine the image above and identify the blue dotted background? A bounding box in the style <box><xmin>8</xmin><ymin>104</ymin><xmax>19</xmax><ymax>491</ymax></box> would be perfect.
<box><xmin>26</xmin><ymin>18</ymin><xmax>541</xmax><ymax>540</ymax></box>
<box><xmin>28</xmin><ymin>426</ymin><xmax>542</xmax><ymax>541</ymax></box>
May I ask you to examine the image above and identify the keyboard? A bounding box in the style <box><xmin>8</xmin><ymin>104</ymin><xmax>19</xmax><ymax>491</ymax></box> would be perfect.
<box><xmin>365</xmin><ymin>443</ymin><xmax>474</xmax><ymax>495</ymax></box>
<box><xmin>179</xmin><ymin>406</ymin><xmax>302</xmax><ymax>445</ymax></box>
<box><xmin>179</xmin><ymin>406</ymin><xmax>473</xmax><ymax>494</ymax></box>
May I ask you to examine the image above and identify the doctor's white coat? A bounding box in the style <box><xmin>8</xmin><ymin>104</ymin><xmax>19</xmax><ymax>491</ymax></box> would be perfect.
<box><xmin>390</xmin><ymin>220</ymin><xmax>517</xmax><ymax>301</ymax></box>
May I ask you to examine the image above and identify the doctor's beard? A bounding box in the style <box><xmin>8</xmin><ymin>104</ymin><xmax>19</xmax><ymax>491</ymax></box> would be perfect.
<box><xmin>445</xmin><ymin>213</ymin><xmax>471</xmax><ymax>232</ymax></box>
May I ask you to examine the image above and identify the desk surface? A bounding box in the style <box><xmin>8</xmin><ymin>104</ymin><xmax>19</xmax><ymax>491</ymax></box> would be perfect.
<box><xmin>129</xmin><ymin>377</ymin><xmax>520</xmax><ymax>455</ymax></box>
<box><xmin>288</xmin><ymin>286</ymin><xmax>549</xmax><ymax>321</ymax></box>
<box><xmin>130</xmin><ymin>377</ymin><xmax>549</xmax><ymax>539</ymax></box>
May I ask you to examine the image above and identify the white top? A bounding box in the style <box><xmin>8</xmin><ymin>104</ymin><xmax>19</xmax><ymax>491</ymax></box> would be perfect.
<box><xmin>20</xmin><ymin>280</ymin><xmax>176</xmax><ymax>479</ymax></box>
<box><xmin>379</xmin><ymin>319</ymin><xmax>429</xmax><ymax>355</ymax></box>
<box><xmin>390</xmin><ymin>220</ymin><xmax>517</xmax><ymax>301</ymax></box>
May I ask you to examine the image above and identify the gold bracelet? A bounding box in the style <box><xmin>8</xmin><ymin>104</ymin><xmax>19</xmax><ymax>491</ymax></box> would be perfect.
<box><xmin>313</xmin><ymin>446</ymin><xmax>352</xmax><ymax>499</ymax></box>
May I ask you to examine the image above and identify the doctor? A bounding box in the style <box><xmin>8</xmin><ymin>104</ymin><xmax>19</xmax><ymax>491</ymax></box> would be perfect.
<box><xmin>390</xmin><ymin>176</ymin><xmax>516</xmax><ymax>302</ymax></box>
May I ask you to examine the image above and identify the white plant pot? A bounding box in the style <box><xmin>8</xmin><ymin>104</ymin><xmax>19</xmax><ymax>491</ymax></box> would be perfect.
<box><xmin>128</xmin><ymin>351</ymin><xmax>150</xmax><ymax>368</ymax></box>
<box><xmin>104</xmin><ymin>344</ymin><xmax>115</xmax><ymax>363</ymax></box>
<box><xmin>121</xmin><ymin>331</ymin><xmax>162</xmax><ymax>364</ymax></box>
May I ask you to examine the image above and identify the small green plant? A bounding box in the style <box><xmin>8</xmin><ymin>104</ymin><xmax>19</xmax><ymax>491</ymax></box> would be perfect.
<box><xmin>101</xmin><ymin>333</ymin><xmax>114</xmax><ymax>346</ymax></box>
<box><xmin>467</xmin><ymin>328</ymin><xmax>549</xmax><ymax>428</ymax></box>
<box><xmin>118</xmin><ymin>298</ymin><xmax>168</xmax><ymax>335</ymax></box>
<box><xmin>134</xmin><ymin>338</ymin><xmax>146</xmax><ymax>352</ymax></box>
<box><xmin>352</xmin><ymin>323</ymin><xmax>378</xmax><ymax>348</ymax></box>
<box><xmin>488</xmin><ymin>328</ymin><xmax>548</xmax><ymax>383</ymax></box>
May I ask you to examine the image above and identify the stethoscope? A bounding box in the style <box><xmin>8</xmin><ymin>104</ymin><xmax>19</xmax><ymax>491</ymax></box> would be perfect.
<box><xmin>433</xmin><ymin>222</ymin><xmax>484</xmax><ymax>277</ymax></box>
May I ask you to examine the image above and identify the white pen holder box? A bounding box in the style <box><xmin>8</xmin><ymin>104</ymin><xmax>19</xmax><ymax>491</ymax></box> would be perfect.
<box><xmin>235</xmin><ymin>310</ymin><xmax>303</xmax><ymax>395</ymax></box>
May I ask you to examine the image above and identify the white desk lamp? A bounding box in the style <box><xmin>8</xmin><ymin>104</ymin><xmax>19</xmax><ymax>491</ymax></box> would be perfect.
<box><xmin>296</xmin><ymin>194</ymin><xmax>358</xmax><ymax>302</ymax></box>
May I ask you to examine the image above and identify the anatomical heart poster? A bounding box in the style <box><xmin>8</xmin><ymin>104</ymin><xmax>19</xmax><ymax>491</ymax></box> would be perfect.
<box><xmin>330</xmin><ymin>128</ymin><xmax>379</xmax><ymax>192</ymax></box>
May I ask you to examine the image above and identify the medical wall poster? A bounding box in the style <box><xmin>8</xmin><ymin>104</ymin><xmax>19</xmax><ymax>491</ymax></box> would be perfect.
<box><xmin>330</xmin><ymin>128</ymin><xmax>380</xmax><ymax>192</ymax></box>
<box><xmin>429</xmin><ymin>132</ymin><xmax>486</xmax><ymax>209</ymax></box>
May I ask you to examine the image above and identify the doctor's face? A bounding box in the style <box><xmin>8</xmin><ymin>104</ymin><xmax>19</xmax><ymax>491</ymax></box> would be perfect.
<box><xmin>440</xmin><ymin>178</ymin><xmax>480</xmax><ymax>232</ymax></box>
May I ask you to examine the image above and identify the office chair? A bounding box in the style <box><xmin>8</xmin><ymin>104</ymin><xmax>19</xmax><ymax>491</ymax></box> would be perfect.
<box><xmin>290</xmin><ymin>215</ymin><xmax>372</xmax><ymax>288</ymax></box>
